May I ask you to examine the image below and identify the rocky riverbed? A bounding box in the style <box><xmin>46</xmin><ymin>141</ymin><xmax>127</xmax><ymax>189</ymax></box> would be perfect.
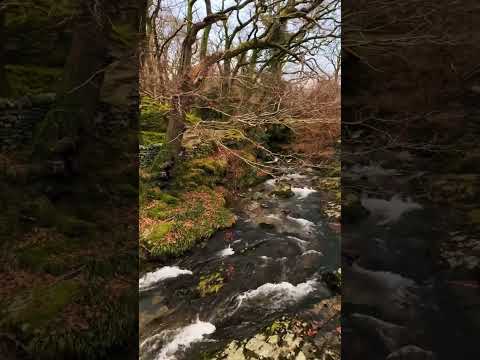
<box><xmin>139</xmin><ymin>168</ymin><xmax>341</xmax><ymax>360</ymax></box>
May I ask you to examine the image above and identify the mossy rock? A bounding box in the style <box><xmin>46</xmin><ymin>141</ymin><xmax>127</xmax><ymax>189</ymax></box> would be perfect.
<box><xmin>317</xmin><ymin>177</ymin><xmax>340</xmax><ymax>192</ymax></box>
<box><xmin>139</xmin><ymin>131</ymin><xmax>166</xmax><ymax>146</ymax></box>
<box><xmin>140</xmin><ymin>96</ymin><xmax>170</xmax><ymax>132</ymax></box>
<box><xmin>111</xmin><ymin>22</ymin><xmax>137</xmax><ymax>47</ymax></box>
<box><xmin>5</xmin><ymin>64</ymin><xmax>62</xmax><ymax>97</ymax></box>
<box><xmin>141</xmin><ymin>190</ymin><xmax>236</xmax><ymax>257</ymax></box>
<box><xmin>265</xmin><ymin>319</ymin><xmax>291</xmax><ymax>335</ymax></box>
<box><xmin>16</xmin><ymin>236</ymin><xmax>84</xmax><ymax>275</ymax></box>
<box><xmin>185</xmin><ymin>111</ymin><xmax>202</xmax><ymax>125</ymax></box>
<box><xmin>144</xmin><ymin>222</ymin><xmax>174</xmax><ymax>245</ymax></box>
<box><xmin>175</xmin><ymin>157</ymin><xmax>228</xmax><ymax>190</ymax></box>
<box><xmin>25</xmin><ymin>196</ymin><xmax>96</xmax><ymax>236</ymax></box>
<box><xmin>33</xmin><ymin>107</ymin><xmax>82</xmax><ymax>157</ymax></box>
<box><xmin>5</xmin><ymin>279</ymin><xmax>82</xmax><ymax>331</ymax></box>
<box><xmin>219</xmin><ymin>129</ymin><xmax>249</xmax><ymax>149</ymax></box>
<box><xmin>263</xmin><ymin>123</ymin><xmax>294</xmax><ymax>152</ymax></box>
<box><xmin>272</xmin><ymin>183</ymin><xmax>294</xmax><ymax>198</ymax></box>
<box><xmin>322</xmin><ymin>269</ymin><xmax>341</xmax><ymax>293</ymax></box>
<box><xmin>197</xmin><ymin>271</ymin><xmax>224</xmax><ymax>297</ymax></box>
<box><xmin>140</xmin><ymin>185</ymin><xmax>178</xmax><ymax>207</ymax></box>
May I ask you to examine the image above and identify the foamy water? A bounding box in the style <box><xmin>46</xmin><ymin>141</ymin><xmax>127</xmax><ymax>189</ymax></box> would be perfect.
<box><xmin>139</xmin><ymin>266</ymin><xmax>193</xmax><ymax>290</ymax></box>
<box><xmin>361</xmin><ymin>195</ymin><xmax>422</xmax><ymax>224</ymax></box>
<box><xmin>141</xmin><ymin>319</ymin><xmax>216</xmax><ymax>360</ymax></box>
<box><xmin>283</xmin><ymin>173</ymin><xmax>308</xmax><ymax>180</ymax></box>
<box><xmin>351</xmin><ymin>263</ymin><xmax>416</xmax><ymax>290</ymax></box>
<box><xmin>287</xmin><ymin>216</ymin><xmax>316</xmax><ymax>232</ymax></box>
<box><xmin>235</xmin><ymin>280</ymin><xmax>318</xmax><ymax>310</ymax></box>
<box><xmin>301</xmin><ymin>249</ymin><xmax>323</xmax><ymax>256</ymax></box>
<box><xmin>217</xmin><ymin>245</ymin><xmax>235</xmax><ymax>257</ymax></box>
<box><xmin>292</xmin><ymin>187</ymin><xmax>317</xmax><ymax>199</ymax></box>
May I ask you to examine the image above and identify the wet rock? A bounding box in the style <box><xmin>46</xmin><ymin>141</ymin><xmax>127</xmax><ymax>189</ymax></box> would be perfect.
<box><xmin>283</xmin><ymin>333</ymin><xmax>302</xmax><ymax>352</ymax></box>
<box><xmin>218</xmin><ymin>319</ymin><xmax>309</xmax><ymax>360</ymax></box>
<box><xmin>245</xmin><ymin>334</ymin><xmax>277</xmax><ymax>358</ymax></box>
<box><xmin>342</xmin><ymin>193</ymin><xmax>369</xmax><ymax>224</ymax></box>
<box><xmin>439</xmin><ymin>233</ymin><xmax>480</xmax><ymax>270</ymax></box>
<box><xmin>350</xmin><ymin>313</ymin><xmax>412</xmax><ymax>352</ymax></box>
<box><xmin>343</xmin><ymin>263</ymin><xmax>419</xmax><ymax>323</ymax></box>
<box><xmin>386</xmin><ymin>345</ymin><xmax>435</xmax><ymax>360</ymax></box>
<box><xmin>427</xmin><ymin>174</ymin><xmax>479</xmax><ymax>204</ymax></box>
<box><xmin>221</xmin><ymin>341</ymin><xmax>247</xmax><ymax>360</ymax></box>
<box><xmin>268</xmin><ymin>334</ymin><xmax>280</xmax><ymax>345</ymax></box>
<box><xmin>295</xmin><ymin>350</ymin><xmax>307</xmax><ymax>360</ymax></box>
<box><xmin>259</xmin><ymin>222</ymin><xmax>276</xmax><ymax>230</ymax></box>
<box><xmin>252</xmin><ymin>191</ymin><xmax>264</xmax><ymax>201</ymax></box>
<box><xmin>322</xmin><ymin>269</ymin><xmax>341</xmax><ymax>293</ymax></box>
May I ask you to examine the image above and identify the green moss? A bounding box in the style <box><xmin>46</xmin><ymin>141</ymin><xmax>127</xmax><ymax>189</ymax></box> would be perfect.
<box><xmin>5</xmin><ymin>64</ymin><xmax>62</xmax><ymax>97</ymax></box>
<box><xmin>218</xmin><ymin>129</ymin><xmax>248</xmax><ymax>149</ymax></box>
<box><xmin>140</xmin><ymin>97</ymin><xmax>170</xmax><ymax>132</ymax></box>
<box><xmin>159</xmin><ymin>192</ymin><xmax>179</xmax><ymax>205</ymax></box>
<box><xmin>175</xmin><ymin>157</ymin><xmax>228</xmax><ymax>190</ymax></box>
<box><xmin>317</xmin><ymin>177</ymin><xmax>340</xmax><ymax>192</ymax></box>
<box><xmin>185</xmin><ymin>112</ymin><xmax>202</xmax><ymax>125</ymax></box>
<box><xmin>139</xmin><ymin>131</ymin><xmax>166</xmax><ymax>146</ymax></box>
<box><xmin>140</xmin><ymin>185</ymin><xmax>178</xmax><ymax>206</ymax></box>
<box><xmin>56</xmin><ymin>215</ymin><xmax>96</xmax><ymax>236</ymax></box>
<box><xmin>265</xmin><ymin>319</ymin><xmax>291</xmax><ymax>335</ymax></box>
<box><xmin>6</xmin><ymin>280</ymin><xmax>81</xmax><ymax>330</ymax></box>
<box><xmin>141</xmin><ymin>190</ymin><xmax>236</xmax><ymax>258</ymax></box>
<box><xmin>111</xmin><ymin>22</ymin><xmax>137</xmax><ymax>47</ymax></box>
<box><xmin>6</xmin><ymin>280</ymin><xmax>138</xmax><ymax>359</ymax></box>
<box><xmin>33</xmin><ymin>107</ymin><xmax>81</xmax><ymax>157</ymax></box>
<box><xmin>25</xmin><ymin>196</ymin><xmax>96</xmax><ymax>237</ymax></box>
<box><xmin>197</xmin><ymin>271</ymin><xmax>224</xmax><ymax>297</ymax></box>
<box><xmin>5</xmin><ymin>0</ymin><xmax>78</xmax><ymax>29</ymax></box>
<box><xmin>145</xmin><ymin>223</ymin><xmax>174</xmax><ymax>244</ymax></box>
<box><xmin>272</xmin><ymin>183</ymin><xmax>294</xmax><ymax>198</ymax></box>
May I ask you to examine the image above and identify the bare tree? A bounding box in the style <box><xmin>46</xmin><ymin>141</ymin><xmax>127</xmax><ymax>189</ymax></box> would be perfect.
<box><xmin>151</xmin><ymin>0</ymin><xmax>340</xmax><ymax>169</ymax></box>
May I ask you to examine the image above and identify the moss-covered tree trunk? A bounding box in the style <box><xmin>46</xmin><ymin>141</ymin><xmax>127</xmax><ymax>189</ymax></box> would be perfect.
<box><xmin>33</xmin><ymin>3</ymin><xmax>110</xmax><ymax>164</ymax></box>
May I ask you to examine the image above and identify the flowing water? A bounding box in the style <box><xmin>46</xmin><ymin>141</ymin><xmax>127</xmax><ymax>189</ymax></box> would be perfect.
<box><xmin>139</xmin><ymin>171</ymin><xmax>340</xmax><ymax>359</ymax></box>
<box><xmin>343</xmin><ymin>162</ymin><xmax>480</xmax><ymax>359</ymax></box>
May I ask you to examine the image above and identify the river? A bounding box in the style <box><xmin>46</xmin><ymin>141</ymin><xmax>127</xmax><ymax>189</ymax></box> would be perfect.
<box><xmin>139</xmin><ymin>170</ymin><xmax>340</xmax><ymax>359</ymax></box>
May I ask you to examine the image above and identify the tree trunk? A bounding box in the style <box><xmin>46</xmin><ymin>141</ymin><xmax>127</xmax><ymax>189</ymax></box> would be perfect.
<box><xmin>0</xmin><ymin>11</ymin><xmax>10</xmax><ymax>97</ymax></box>
<box><xmin>164</xmin><ymin>27</ymin><xmax>196</xmax><ymax>165</ymax></box>
<box><xmin>33</xmin><ymin>2</ymin><xmax>109</xmax><ymax>162</ymax></box>
<box><xmin>200</xmin><ymin>0</ymin><xmax>212</xmax><ymax>60</ymax></box>
<box><xmin>222</xmin><ymin>57</ymin><xmax>232</xmax><ymax>96</ymax></box>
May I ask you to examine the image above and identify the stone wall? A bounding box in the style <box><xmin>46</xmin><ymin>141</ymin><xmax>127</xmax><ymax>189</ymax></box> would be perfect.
<box><xmin>0</xmin><ymin>93</ymin><xmax>56</xmax><ymax>150</ymax></box>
